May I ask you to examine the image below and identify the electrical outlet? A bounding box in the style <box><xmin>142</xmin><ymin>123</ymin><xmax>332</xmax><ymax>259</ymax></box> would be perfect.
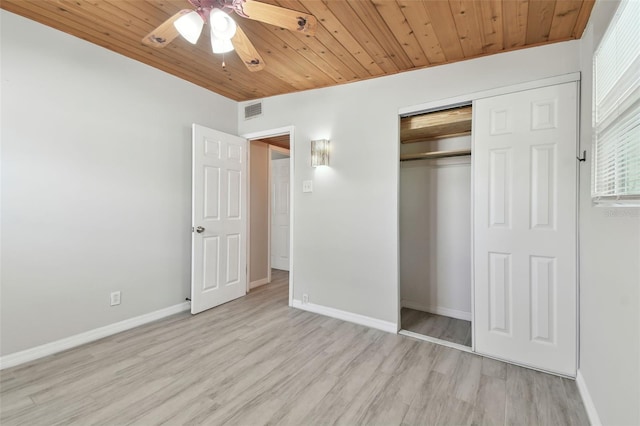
<box><xmin>302</xmin><ymin>294</ymin><xmax>309</xmax><ymax>304</ymax></box>
<box><xmin>110</xmin><ymin>291</ymin><xmax>121</xmax><ymax>306</ymax></box>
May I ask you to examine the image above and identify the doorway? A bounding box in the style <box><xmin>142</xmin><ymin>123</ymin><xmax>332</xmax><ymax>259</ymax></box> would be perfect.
<box><xmin>244</xmin><ymin>127</ymin><xmax>294</xmax><ymax>306</ymax></box>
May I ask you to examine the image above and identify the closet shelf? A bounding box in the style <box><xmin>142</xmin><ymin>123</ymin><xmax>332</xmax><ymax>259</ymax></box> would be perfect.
<box><xmin>401</xmin><ymin>105</ymin><xmax>472</xmax><ymax>144</ymax></box>
<box><xmin>400</xmin><ymin>149</ymin><xmax>471</xmax><ymax>162</ymax></box>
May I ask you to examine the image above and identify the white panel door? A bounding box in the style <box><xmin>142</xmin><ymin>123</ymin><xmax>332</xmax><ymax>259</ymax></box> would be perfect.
<box><xmin>271</xmin><ymin>158</ymin><xmax>290</xmax><ymax>271</ymax></box>
<box><xmin>473</xmin><ymin>82</ymin><xmax>577</xmax><ymax>376</ymax></box>
<box><xmin>191</xmin><ymin>124</ymin><xmax>247</xmax><ymax>314</ymax></box>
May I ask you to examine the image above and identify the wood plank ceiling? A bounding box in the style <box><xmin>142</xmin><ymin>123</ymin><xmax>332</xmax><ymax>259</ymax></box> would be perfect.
<box><xmin>1</xmin><ymin>0</ymin><xmax>594</xmax><ymax>102</ymax></box>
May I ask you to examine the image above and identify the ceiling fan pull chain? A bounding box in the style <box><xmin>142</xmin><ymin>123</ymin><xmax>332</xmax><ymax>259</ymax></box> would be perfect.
<box><xmin>222</xmin><ymin>52</ymin><xmax>226</xmax><ymax>69</ymax></box>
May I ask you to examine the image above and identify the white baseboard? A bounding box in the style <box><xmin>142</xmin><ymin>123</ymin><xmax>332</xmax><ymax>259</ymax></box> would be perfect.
<box><xmin>249</xmin><ymin>277</ymin><xmax>269</xmax><ymax>289</ymax></box>
<box><xmin>291</xmin><ymin>299</ymin><xmax>397</xmax><ymax>334</ymax></box>
<box><xmin>0</xmin><ymin>302</ymin><xmax>190</xmax><ymax>370</ymax></box>
<box><xmin>401</xmin><ymin>300</ymin><xmax>472</xmax><ymax>321</ymax></box>
<box><xmin>576</xmin><ymin>370</ymin><xmax>602</xmax><ymax>426</ymax></box>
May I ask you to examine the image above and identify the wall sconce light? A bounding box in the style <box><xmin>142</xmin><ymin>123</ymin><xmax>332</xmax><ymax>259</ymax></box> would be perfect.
<box><xmin>311</xmin><ymin>139</ymin><xmax>330</xmax><ymax>167</ymax></box>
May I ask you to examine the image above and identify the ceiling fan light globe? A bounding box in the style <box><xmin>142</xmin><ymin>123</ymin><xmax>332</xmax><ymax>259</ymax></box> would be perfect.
<box><xmin>174</xmin><ymin>11</ymin><xmax>204</xmax><ymax>44</ymax></box>
<box><xmin>211</xmin><ymin>34</ymin><xmax>234</xmax><ymax>54</ymax></box>
<box><xmin>209</xmin><ymin>9</ymin><xmax>237</xmax><ymax>40</ymax></box>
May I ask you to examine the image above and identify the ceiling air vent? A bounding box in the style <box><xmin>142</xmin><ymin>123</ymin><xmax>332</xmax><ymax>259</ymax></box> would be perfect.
<box><xmin>244</xmin><ymin>101</ymin><xmax>263</xmax><ymax>120</ymax></box>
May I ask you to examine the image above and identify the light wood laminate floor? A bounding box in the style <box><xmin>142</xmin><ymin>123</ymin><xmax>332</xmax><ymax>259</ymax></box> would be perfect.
<box><xmin>401</xmin><ymin>308</ymin><xmax>472</xmax><ymax>347</ymax></box>
<box><xmin>1</xmin><ymin>270</ymin><xmax>589</xmax><ymax>425</ymax></box>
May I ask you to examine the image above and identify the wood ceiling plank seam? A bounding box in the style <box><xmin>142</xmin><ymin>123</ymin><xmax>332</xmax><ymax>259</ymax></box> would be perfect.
<box><xmin>61</xmin><ymin>0</ymin><xmax>284</xmax><ymax>97</ymax></box>
<box><xmin>548</xmin><ymin>0</ymin><xmax>583</xmax><ymax>40</ymax></box>
<box><xmin>396</xmin><ymin>0</ymin><xmax>447</xmax><ymax>64</ymax></box>
<box><xmin>448</xmin><ymin>0</ymin><xmax>486</xmax><ymax>57</ymax></box>
<box><xmin>309</xmin><ymin>27</ymin><xmax>374</xmax><ymax>80</ymax></box>
<box><xmin>301</xmin><ymin>0</ymin><xmax>385</xmax><ymax>77</ymax></box>
<box><xmin>239</xmin><ymin>23</ymin><xmax>331</xmax><ymax>91</ymax></box>
<box><xmin>502</xmin><ymin>0</ymin><xmax>529</xmax><ymax>48</ymax></box>
<box><xmin>346</xmin><ymin>0</ymin><xmax>416</xmax><ymax>70</ymax></box>
<box><xmin>478</xmin><ymin>0</ymin><xmax>505</xmax><ymax>53</ymax></box>
<box><xmin>103</xmin><ymin>0</ymin><xmax>185</xmax><ymax>37</ymax></box>
<box><xmin>423</xmin><ymin>1</ymin><xmax>465</xmax><ymax>61</ymax></box>
<box><xmin>239</xmin><ymin>21</ymin><xmax>339</xmax><ymax>89</ymax></box>
<box><xmin>265</xmin><ymin>27</ymin><xmax>346</xmax><ymax>84</ymax></box>
<box><xmin>524</xmin><ymin>0</ymin><xmax>556</xmax><ymax>44</ymax></box>
<box><xmin>122</xmin><ymin>0</ymin><xmax>182</xmax><ymax>25</ymax></box>
<box><xmin>145</xmin><ymin>0</ymin><xmax>194</xmax><ymax>19</ymax></box>
<box><xmin>276</xmin><ymin>0</ymin><xmax>373</xmax><ymax>80</ymax></box>
<box><xmin>3</xmin><ymin>0</ymin><xmax>248</xmax><ymax>100</ymax></box>
<box><xmin>571</xmin><ymin>0</ymin><xmax>595</xmax><ymax>39</ymax></box>
<box><xmin>370</xmin><ymin>0</ymin><xmax>430</xmax><ymax>68</ymax></box>
<box><xmin>322</xmin><ymin>0</ymin><xmax>401</xmax><ymax>74</ymax></box>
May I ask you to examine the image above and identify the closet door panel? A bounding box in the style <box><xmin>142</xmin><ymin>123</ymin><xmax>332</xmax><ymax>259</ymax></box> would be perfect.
<box><xmin>488</xmin><ymin>149</ymin><xmax>513</xmax><ymax>228</ymax></box>
<box><xmin>473</xmin><ymin>82</ymin><xmax>577</xmax><ymax>377</ymax></box>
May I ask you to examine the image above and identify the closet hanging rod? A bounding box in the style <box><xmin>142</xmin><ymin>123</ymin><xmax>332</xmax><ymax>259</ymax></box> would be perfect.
<box><xmin>400</xmin><ymin>148</ymin><xmax>471</xmax><ymax>162</ymax></box>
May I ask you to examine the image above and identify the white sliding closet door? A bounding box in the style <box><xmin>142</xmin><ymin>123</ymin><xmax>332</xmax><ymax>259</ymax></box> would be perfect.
<box><xmin>473</xmin><ymin>82</ymin><xmax>578</xmax><ymax>376</ymax></box>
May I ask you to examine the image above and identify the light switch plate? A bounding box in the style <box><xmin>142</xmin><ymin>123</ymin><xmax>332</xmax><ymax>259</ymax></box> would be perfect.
<box><xmin>302</xmin><ymin>180</ymin><xmax>313</xmax><ymax>193</ymax></box>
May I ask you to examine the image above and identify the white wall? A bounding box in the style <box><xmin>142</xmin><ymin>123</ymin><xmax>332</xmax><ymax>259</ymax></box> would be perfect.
<box><xmin>249</xmin><ymin>141</ymin><xmax>269</xmax><ymax>285</ymax></box>
<box><xmin>239</xmin><ymin>41</ymin><xmax>582</xmax><ymax>325</ymax></box>
<box><xmin>577</xmin><ymin>1</ymin><xmax>640</xmax><ymax>424</ymax></box>
<box><xmin>400</xmin><ymin>136</ymin><xmax>472</xmax><ymax>320</ymax></box>
<box><xmin>0</xmin><ymin>11</ymin><xmax>237</xmax><ymax>356</ymax></box>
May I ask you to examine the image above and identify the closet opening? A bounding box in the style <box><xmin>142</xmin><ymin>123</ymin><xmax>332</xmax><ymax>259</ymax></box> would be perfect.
<box><xmin>399</xmin><ymin>104</ymin><xmax>473</xmax><ymax>350</ymax></box>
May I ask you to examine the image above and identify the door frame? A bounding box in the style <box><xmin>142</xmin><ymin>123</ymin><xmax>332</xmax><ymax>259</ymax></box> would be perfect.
<box><xmin>243</xmin><ymin>126</ymin><xmax>295</xmax><ymax>307</ymax></box>
<box><xmin>397</xmin><ymin>72</ymin><xmax>581</xmax><ymax>361</ymax></box>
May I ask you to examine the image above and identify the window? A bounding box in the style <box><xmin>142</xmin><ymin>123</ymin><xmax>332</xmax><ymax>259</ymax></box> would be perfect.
<box><xmin>592</xmin><ymin>0</ymin><xmax>640</xmax><ymax>205</ymax></box>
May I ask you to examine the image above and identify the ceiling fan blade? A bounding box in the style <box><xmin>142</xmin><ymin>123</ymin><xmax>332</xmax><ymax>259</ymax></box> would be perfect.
<box><xmin>232</xmin><ymin>26</ymin><xmax>266</xmax><ymax>72</ymax></box>
<box><xmin>241</xmin><ymin>1</ymin><xmax>317</xmax><ymax>36</ymax></box>
<box><xmin>142</xmin><ymin>9</ymin><xmax>192</xmax><ymax>48</ymax></box>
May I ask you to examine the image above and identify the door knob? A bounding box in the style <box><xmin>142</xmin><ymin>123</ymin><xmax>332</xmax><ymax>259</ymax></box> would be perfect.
<box><xmin>195</xmin><ymin>226</ymin><xmax>205</xmax><ymax>233</ymax></box>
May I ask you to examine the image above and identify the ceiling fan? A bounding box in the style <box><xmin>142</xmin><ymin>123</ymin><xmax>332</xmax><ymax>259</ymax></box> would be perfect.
<box><xmin>142</xmin><ymin>0</ymin><xmax>317</xmax><ymax>72</ymax></box>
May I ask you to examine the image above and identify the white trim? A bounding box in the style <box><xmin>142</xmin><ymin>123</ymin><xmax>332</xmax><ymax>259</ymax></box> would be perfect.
<box><xmin>246</xmin><ymin>139</ymin><xmax>253</xmax><ymax>293</ymax></box>
<box><xmin>242</xmin><ymin>126</ymin><xmax>295</xmax><ymax>307</ymax></box>
<box><xmin>288</xmin><ymin>129</ymin><xmax>294</xmax><ymax>307</ymax></box>
<box><xmin>0</xmin><ymin>302</ymin><xmax>190</xmax><ymax>370</ymax></box>
<box><xmin>576</xmin><ymin>370</ymin><xmax>603</xmax><ymax>426</ymax></box>
<box><xmin>249</xmin><ymin>277</ymin><xmax>269</xmax><ymax>289</ymax></box>
<box><xmin>242</xmin><ymin>126</ymin><xmax>292</xmax><ymax>140</ymax></box>
<box><xmin>399</xmin><ymin>72</ymin><xmax>581</xmax><ymax>116</ymax></box>
<box><xmin>401</xmin><ymin>300</ymin><xmax>472</xmax><ymax>321</ymax></box>
<box><xmin>291</xmin><ymin>299</ymin><xmax>397</xmax><ymax>334</ymax></box>
<box><xmin>267</xmin><ymin>145</ymin><xmax>272</xmax><ymax>278</ymax></box>
<box><xmin>470</xmin><ymin>103</ymin><xmax>477</xmax><ymax>352</ymax></box>
<box><xmin>399</xmin><ymin>329</ymin><xmax>473</xmax><ymax>353</ymax></box>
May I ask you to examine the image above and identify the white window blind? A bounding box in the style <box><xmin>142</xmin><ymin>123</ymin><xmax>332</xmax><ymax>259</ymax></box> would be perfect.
<box><xmin>592</xmin><ymin>0</ymin><xmax>640</xmax><ymax>204</ymax></box>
